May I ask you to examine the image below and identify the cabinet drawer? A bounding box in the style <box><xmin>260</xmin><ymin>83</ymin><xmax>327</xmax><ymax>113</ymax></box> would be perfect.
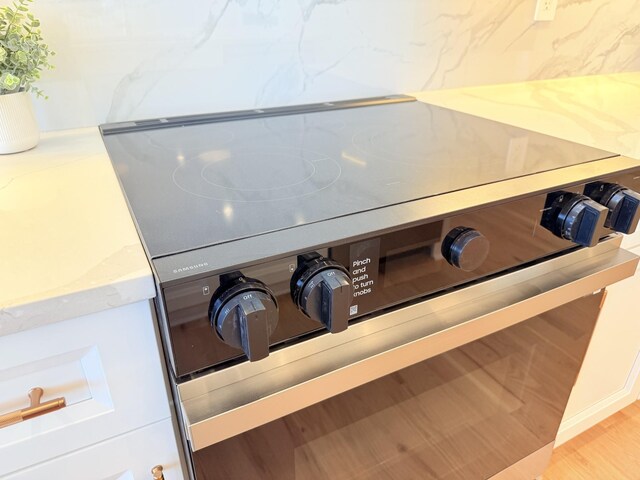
<box><xmin>0</xmin><ymin>301</ymin><xmax>173</xmax><ymax>476</ymax></box>
<box><xmin>5</xmin><ymin>418</ymin><xmax>185</xmax><ymax>480</ymax></box>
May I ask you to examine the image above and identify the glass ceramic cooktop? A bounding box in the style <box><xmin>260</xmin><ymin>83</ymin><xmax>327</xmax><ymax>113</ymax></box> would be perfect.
<box><xmin>101</xmin><ymin>98</ymin><xmax>615</xmax><ymax>258</ymax></box>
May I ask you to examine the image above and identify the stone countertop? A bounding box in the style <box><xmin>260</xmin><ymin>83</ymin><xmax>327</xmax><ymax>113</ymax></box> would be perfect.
<box><xmin>0</xmin><ymin>128</ymin><xmax>155</xmax><ymax>337</ymax></box>
<box><xmin>414</xmin><ymin>72</ymin><xmax>640</xmax><ymax>160</ymax></box>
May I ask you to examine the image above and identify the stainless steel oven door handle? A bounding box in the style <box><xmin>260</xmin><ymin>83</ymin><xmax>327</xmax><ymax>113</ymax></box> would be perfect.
<box><xmin>178</xmin><ymin>237</ymin><xmax>639</xmax><ymax>451</ymax></box>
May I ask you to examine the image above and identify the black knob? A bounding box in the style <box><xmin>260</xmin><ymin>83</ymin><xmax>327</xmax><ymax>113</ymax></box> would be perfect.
<box><xmin>442</xmin><ymin>227</ymin><xmax>490</xmax><ymax>272</ymax></box>
<box><xmin>291</xmin><ymin>254</ymin><xmax>352</xmax><ymax>333</ymax></box>
<box><xmin>209</xmin><ymin>274</ymin><xmax>278</xmax><ymax>361</ymax></box>
<box><xmin>584</xmin><ymin>182</ymin><xmax>640</xmax><ymax>234</ymax></box>
<box><xmin>541</xmin><ymin>192</ymin><xmax>608</xmax><ymax>247</ymax></box>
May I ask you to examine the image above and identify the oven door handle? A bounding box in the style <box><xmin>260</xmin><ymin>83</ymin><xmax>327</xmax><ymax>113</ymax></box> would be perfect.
<box><xmin>178</xmin><ymin>237</ymin><xmax>638</xmax><ymax>451</ymax></box>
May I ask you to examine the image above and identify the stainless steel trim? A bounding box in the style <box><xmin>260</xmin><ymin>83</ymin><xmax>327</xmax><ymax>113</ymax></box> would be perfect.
<box><xmin>178</xmin><ymin>237</ymin><xmax>638</xmax><ymax>451</ymax></box>
<box><xmin>488</xmin><ymin>442</ymin><xmax>554</xmax><ymax>480</ymax></box>
<box><xmin>100</xmin><ymin>95</ymin><xmax>415</xmax><ymax>135</ymax></box>
<box><xmin>155</xmin><ymin>156</ymin><xmax>639</xmax><ymax>285</ymax></box>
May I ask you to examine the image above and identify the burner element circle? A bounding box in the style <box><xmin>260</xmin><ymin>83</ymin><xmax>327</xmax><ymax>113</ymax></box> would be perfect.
<box><xmin>172</xmin><ymin>146</ymin><xmax>342</xmax><ymax>203</ymax></box>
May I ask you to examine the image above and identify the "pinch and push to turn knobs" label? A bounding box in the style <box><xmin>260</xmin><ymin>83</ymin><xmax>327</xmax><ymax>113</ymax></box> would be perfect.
<box><xmin>348</xmin><ymin>238</ymin><xmax>381</xmax><ymax>315</ymax></box>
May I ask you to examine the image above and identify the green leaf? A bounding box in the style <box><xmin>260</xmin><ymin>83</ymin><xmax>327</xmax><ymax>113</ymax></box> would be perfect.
<box><xmin>0</xmin><ymin>0</ymin><xmax>53</xmax><ymax>98</ymax></box>
<box><xmin>0</xmin><ymin>71</ymin><xmax>21</xmax><ymax>90</ymax></box>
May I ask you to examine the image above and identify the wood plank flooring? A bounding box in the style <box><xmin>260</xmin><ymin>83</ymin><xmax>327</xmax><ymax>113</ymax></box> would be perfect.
<box><xmin>544</xmin><ymin>401</ymin><xmax>640</xmax><ymax>479</ymax></box>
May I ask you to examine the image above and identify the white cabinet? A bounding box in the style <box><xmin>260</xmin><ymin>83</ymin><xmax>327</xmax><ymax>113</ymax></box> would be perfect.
<box><xmin>622</xmin><ymin>227</ymin><xmax>640</xmax><ymax>250</ymax></box>
<box><xmin>4</xmin><ymin>418</ymin><xmax>182</xmax><ymax>480</ymax></box>
<box><xmin>557</xmin><ymin>242</ymin><xmax>640</xmax><ymax>444</ymax></box>
<box><xmin>0</xmin><ymin>301</ymin><xmax>184</xmax><ymax>478</ymax></box>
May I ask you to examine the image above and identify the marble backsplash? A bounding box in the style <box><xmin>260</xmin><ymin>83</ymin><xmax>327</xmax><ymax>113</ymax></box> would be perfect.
<box><xmin>31</xmin><ymin>0</ymin><xmax>640</xmax><ymax>131</ymax></box>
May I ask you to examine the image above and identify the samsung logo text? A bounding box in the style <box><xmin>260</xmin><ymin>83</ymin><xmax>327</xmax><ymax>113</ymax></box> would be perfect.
<box><xmin>173</xmin><ymin>262</ymin><xmax>209</xmax><ymax>274</ymax></box>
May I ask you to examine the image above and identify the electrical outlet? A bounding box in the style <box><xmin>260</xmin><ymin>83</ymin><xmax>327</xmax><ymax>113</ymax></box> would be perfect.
<box><xmin>534</xmin><ymin>0</ymin><xmax>557</xmax><ymax>21</ymax></box>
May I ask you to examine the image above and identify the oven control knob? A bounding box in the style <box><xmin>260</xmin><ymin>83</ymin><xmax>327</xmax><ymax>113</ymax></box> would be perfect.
<box><xmin>584</xmin><ymin>182</ymin><xmax>640</xmax><ymax>234</ymax></box>
<box><xmin>209</xmin><ymin>275</ymin><xmax>278</xmax><ymax>362</ymax></box>
<box><xmin>291</xmin><ymin>254</ymin><xmax>352</xmax><ymax>333</ymax></box>
<box><xmin>541</xmin><ymin>192</ymin><xmax>608</xmax><ymax>247</ymax></box>
<box><xmin>442</xmin><ymin>227</ymin><xmax>490</xmax><ymax>272</ymax></box>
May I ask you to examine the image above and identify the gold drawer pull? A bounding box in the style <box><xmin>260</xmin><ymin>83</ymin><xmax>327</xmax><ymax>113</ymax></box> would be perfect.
<box><xmin>151</xmin><ymin>465</ymin><xmax>165</xmax><ymax>479</ymax></box>
<box><xmin>0</xmin><ymin>387</ymin><xmax>66</xmax><ymax>429</ymax></box>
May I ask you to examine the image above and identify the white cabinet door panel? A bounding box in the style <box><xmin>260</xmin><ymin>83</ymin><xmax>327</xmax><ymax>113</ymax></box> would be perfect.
<box><xmin>622</xmin><ymin>228</ymin><xmax>640</xmax><ymax>250</ymax></box>
<box><xmin>559</xmin><ymin>244</ymin><xmax>640</xmax><ymax>442</ymax></box>
<box><xmin>0</xmin><ymin>301</ymin><xmax>172</xmax><ymax>476</ymax></box>
<box><xmin>5</xmin><ymin>418</ymin><xmax>185</xmax><ymax>480</ymax></box>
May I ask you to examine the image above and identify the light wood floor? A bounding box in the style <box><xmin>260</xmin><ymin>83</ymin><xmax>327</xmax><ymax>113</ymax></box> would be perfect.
<box><xmin>544</xmin><ymin>401</ymin><xmax>640</xmax><ymax>479</ymax></box>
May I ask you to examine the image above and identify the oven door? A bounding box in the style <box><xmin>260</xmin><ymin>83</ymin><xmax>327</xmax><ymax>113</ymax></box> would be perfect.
<box><xmin>177</xmin><ymin>237</ymin><xmax>638</xmax><ymax>480</ymax></box>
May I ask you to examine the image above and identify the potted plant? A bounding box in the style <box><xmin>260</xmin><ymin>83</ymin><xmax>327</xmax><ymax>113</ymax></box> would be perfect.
<box><xmin>0</xmin><ymin>0</ymin><xmax>53</xmax><ymax>154</ymax></box>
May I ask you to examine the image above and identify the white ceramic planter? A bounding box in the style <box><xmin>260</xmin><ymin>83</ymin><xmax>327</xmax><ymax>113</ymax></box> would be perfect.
<box><xmin>0</xmin><ymin>91</ymin><xmax>39</xmax><ymax>154</ymax></box>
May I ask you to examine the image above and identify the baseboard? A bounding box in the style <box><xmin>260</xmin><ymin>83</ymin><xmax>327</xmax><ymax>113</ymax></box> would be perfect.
<box><xmin>556</xmin><ymin>350</ymin><xmax>640</xmax><ymax>446</ymax></box>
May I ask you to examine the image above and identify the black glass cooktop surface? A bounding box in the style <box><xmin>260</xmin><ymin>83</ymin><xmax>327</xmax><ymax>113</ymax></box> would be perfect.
<box><xmin>101</xmin><ymin>97</ymin><xmax>615</xmax><ymax>258</ymax></box>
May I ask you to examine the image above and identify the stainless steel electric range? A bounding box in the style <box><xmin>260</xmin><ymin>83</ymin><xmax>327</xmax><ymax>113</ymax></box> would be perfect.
<box><xmin>101</xmin><ymin>96</ymin><xmax>640</xmax><ymax>480</ymax></box>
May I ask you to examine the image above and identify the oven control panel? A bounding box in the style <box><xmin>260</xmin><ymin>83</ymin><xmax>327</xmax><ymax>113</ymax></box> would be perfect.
<box><xmin>584</xmin><ymin>181</ymin><xmax>640</xmax><ymax>234</ymax></box>
<box><xmin>441</xmin><ymin>227</ymin><xmax>490</xmax><ymax>271</ymax></box>
<box><xmin>290</xmin><ymin>253</ymin><xmax>352</xmax><ymax>334</ymax></box>
<box><xmin>208</xmin><ymin>273</ymin><xmax>279</xmax><ymax>362</ymax></box>
<box><xmin>162</xmin><ymin>172</ymin><xmax>640</xmax><ymax>378</ymax></box>
<box><xmin>540</xmin><ymin>192</ymin><xmax>608</xmax><ymax>247</ymax></box>
<box><xmin>540</xmin><ymin>181</ymin><xmax>640</xmax><ymax>246</ymax></box>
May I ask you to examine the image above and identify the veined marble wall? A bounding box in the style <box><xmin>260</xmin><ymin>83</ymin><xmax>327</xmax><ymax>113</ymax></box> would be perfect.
<box><xmin>31</xmin><ymin>0</ymin><xmax>640</xmax><ymax>131</ymax></box>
